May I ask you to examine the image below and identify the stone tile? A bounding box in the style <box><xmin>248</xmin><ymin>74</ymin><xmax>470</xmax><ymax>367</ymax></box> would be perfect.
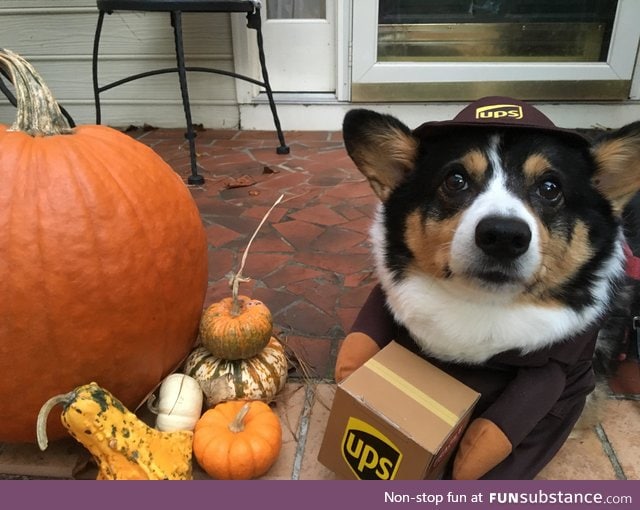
<box><xmin>262</xmin><ymin>382</ymin><xmax>308</xmax><ymax>480</ymax></box>
<box><xmin>335</xmin><ymin>307</ymin><xmax>362</xmax><ymax>336</ymax></box>
<box><xmin>307</xmin><ymin>174</ymin><xmax>346</xmax><ymax>188</ymax></box>
<box><xmin>299</xmin><ymin>384</ymin><xmax>339</xmax><ymax>480</ymax></box>
<box><xmin>340</xmin><ymin>216</ymin><xmax>376</xmax><ymax>235</ymax></box>
<box><xmin>242</xmin><ymin>252</ymin><xmax>292</xmax><ymax>280</ymax></box>
<box><xmin>246</xmin><ymin>235</ymin><xmax>295</xmax><ymax>253</ymax></box>
<box><xmin>205</xmin><ymin>223</ymin><xmax>242</xmax><ymax>248</ymax></box>
<box><xmin>204</xmin><ymin>279</ymin><xmax>256</xmax><ymax>307</ymax></box>
<box><xmin>275</xmin><ymin>300</ymin><xmax>337</xmax><ymax>339</ymax></box>
<box><xmin>207</xmin><ymin>248</ymin><xmax>236</xmax><ymax>281</ymax></box>
<box><xmin>274</xmin><ymin>220</ymin><xmax>325</xmax><ymax>251</ymax></box>
<box><xmin>209</xmin><ymin>214</ymin><xmax>260</xmax><ymax>238</ymax></box>
<box><xmin>293</xmin><ymin>252</ymin><xmax>372</xmax><ymax>275</ymax></box>
<box><xmin>330</xmin><ymin>203</ymin><xmax>367</xmax><ymax>221</ymax></box>
<box><xmin>283</xmin><ymin>336</ymin><xmax>334</xmax><ymax>379</ymax></box>
<box><xmin>258</xmin><ymin>170</ymin><xmax>310</xmax><ymax>190</ymax></box>
<box><xmin>325</xmin><ymin>179</ymin><xmax>372</xmax><ymax>199</ymax></box>
<box><xmin>608</xmin><ymin>360</ymin><xmax>640</xmax><ymax>395</ymax></box>
<box><xmin>287</xmin><ymin>278</ymin><xmax>342</xmax><ymax>318</ymax></box>
<box><xmin>235</xmin><ymin>130</ymin><xmax>286</xmax><ymax>141</ymax></box>
<box><xmin>241</xmin><ymin>204</ymin><xmax>288</xmax><ymax>224</ymax></box>
<box><xmin>339</xmin><ymin>283</ymin><xmax>377</xmax><ymax>308</ymax></box>
<box><xmin>311</xmin><ymin>227</ymin><xmax>368</xmax><ymax>253</ymax></box>
<box><xmin>599</xmin><ymin>399</ymin><xmax>640</xmax><ymax>479</ymax></box>
<box><xmin>284</xmin><ymin>131</ymin><xmax>333</xmax><ymax>142</ymax></box>
<box><xmin>0</xmin><ymin>438</ymin><xmax>82</xmax><ymax>479</ymax></box>
<box><xmin>536</xmin><ymin>426</ymin><xmax>617</xmax><ymax>480</ymax></box>
<box><xmin>343</xmin><ymin>271</ymin><xmax>377</xmax><ymax>288</ymax></box>
<box><xmin>250</xmin><ymin>287</ymin><xmax>299</xmax><ymax>320</ymax></box>
<box><xmin>290</xmin><ymin>204</ymin><xmax>348</xmax><ymax>226</ymax></box>
<box><xmin>263</xmin><ymin>263</ymin><xmax>328</xmax><ymax>288</ymax></box>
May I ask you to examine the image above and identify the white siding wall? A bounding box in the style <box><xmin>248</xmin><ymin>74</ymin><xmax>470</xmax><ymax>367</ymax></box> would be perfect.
<box><xmin>0</xmin><ymin>0</ymin><xmax>240</xmax><ymax>128</ymax></box>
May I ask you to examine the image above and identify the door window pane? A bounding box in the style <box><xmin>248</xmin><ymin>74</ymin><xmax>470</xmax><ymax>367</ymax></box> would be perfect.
<box><xmin>378</xmin><ymin>0</ymin><xmax>617</xmax><ymax>62</ymax></box>
<box><xmin>267</xmin><ymin>0</ymin><xmax>326</xmax><ymax>20</ymax></box>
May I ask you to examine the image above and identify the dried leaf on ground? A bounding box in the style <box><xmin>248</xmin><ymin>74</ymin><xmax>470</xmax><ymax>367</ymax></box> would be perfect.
<box><xmin>224</xmin><ymin>175</ymin><xmax>256</xmax><ymax>189</ymax></box>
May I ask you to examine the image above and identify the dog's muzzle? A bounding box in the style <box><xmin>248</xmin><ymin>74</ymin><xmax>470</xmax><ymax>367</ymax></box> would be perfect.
<box><xmin>475</xmin><ymin>215</ymin><xmax>532</xmax><ymax>260</ymax></box>
<box><xmin>470</xmin><ymin>215</ymin><xmax>533</xmax><ymax>284</ymax></box>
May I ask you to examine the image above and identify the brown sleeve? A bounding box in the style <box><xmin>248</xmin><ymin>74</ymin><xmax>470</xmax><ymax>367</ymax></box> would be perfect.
<box><xmin>349</xmin><ymin>284</ymin><xmax>396</xmax><ymax>348</ymax></box>
<box><xmin>481</xmin><ymin>362</ymin><xmax>566</xmax><ymax>448</ymax></box>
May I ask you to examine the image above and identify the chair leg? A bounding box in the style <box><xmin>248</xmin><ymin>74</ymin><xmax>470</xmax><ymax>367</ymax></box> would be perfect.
<box><xmin>92</xmin><ymin>11</ymin><xmax>106</xmax><ymax>125</ymax></box>
<box><xmin>171</xmin><ymin>11</ymin><xmax>205</xmax><ymax>185</ymax></box>
<box><xmin>248</xmin><ymin>9</ymin><xmax>289</xmax><ymax>155</ymax></box>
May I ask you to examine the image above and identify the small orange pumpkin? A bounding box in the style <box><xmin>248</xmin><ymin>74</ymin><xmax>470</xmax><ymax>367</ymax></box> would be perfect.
<box><xmin>193</xmin><ymin>400</ymin><xmax>282</xmax><ymax>480</ymax></box>
<box><xmin>199</xmin><ymin>295</ymin><xmax>272</xmax><ymax>360</ymax></box>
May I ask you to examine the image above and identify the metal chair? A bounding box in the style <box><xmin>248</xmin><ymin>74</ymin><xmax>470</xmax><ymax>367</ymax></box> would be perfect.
<box><xmin>92</xmin><ymin>0</ymin><xmax>289</xmax><ymax>185</ymax></box>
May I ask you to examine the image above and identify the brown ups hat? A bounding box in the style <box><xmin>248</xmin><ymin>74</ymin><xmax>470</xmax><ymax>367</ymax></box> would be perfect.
<box><xmin>413</xmin><ymin>96</ymin><xmax>590</xmax><ymax>145</ymax></box>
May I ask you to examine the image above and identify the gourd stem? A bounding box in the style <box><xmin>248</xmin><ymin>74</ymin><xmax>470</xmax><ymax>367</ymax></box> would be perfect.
<box><xmin>36</xmin><ymin>391</ymin><xmax>76</xmax><ymax>451</ymax></box>
<box><xmin>228</xmin><ymin>402</ymin><xmax>251</xmax><ymax>433</ymax></box>
<box><xmin>228</xmin><ymin>194</ymin><xmax>284</xmax><ymax>316</ymax></box>
<box><xmin>147</xmin><ymin>393</ymin><xmax>160</xmax><ymax>415</ymax></box>
<box><xmin>0</xmin><ymin>48</ymin><xmax>72</xmax><ymax>136</ymax></box>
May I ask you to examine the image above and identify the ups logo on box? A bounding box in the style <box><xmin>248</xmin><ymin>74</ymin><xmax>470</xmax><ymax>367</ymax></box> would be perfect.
<box><xmin>341</xmin><ymin>417</ymin><xmax>402</xmax><ymax>480</ymax></box>
<box><xmin>476</xmin><ymin>104</ymin><xmax>523</xmax><ymax>120</ymax></box>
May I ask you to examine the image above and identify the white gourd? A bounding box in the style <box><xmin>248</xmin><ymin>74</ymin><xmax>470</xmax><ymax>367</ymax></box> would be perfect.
<box><xmin>148</xmin><ymin>373</ymin><xmax>203</xmax><ymax>431</ymax></box>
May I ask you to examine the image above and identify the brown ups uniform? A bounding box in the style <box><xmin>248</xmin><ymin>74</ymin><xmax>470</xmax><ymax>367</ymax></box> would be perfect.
<box><xmin>350</xmin><ymin>285</ymin><xmax>598</xmax><ymax>480</ymax></box>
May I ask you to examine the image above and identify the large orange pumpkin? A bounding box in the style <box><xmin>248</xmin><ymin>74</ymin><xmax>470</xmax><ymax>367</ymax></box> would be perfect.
<box><xmin>0</xmin><ymin>49</ymin><xmax>208</xmax><ymax>442</ymax></box>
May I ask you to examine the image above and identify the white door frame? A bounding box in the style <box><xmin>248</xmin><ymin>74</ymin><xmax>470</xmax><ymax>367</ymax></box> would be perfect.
<box><xmin>351</xmin><ymin>0</ymin><xmax>640</xmax><ymax>91</ymax></box>
<box><xmin>231</xmin><ymin>1</ymin><xmax>352</xmax><ymax>102</ymax></box>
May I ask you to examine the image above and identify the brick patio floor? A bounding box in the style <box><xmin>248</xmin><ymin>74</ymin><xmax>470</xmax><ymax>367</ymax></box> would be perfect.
<box><xmin>121</xmin><ymin>126</ymin><xmax>639</xmax><ymax>481</ymax></box>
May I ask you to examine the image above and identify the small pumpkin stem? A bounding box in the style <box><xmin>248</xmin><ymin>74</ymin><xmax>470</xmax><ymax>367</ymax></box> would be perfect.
<box><xmin>228</xmin><ymin>194</ymin><xmax>284</xmax><ymax>316</ymax></box>
<box><xmin>0</xmin><ymin>48</ymin><xmax>72</xmax><ymax>136</ymax></box>
<box><xmin>228</xmin><ymin>402</ymin><xmax>251</xmax><ymax>433</ymax></box>
<box><xmin>36</xmin><ymin>391</ymin><xmax>76</xmax><ymax>451</ymax></box>
<box><xmin>229</xmin><ymin>273</ymin><xmax>245</xmax><ymax>317</ymax></box>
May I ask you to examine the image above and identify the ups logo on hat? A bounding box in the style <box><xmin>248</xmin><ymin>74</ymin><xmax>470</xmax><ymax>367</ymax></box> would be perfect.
<box><xmin>341</xmin><ymin>417</ymin><xmax>402</xmax><ymax>480</ymax></box>
<box><xmin>476</xmin><ymin>104</ymin><xmax>524</xmax><ymax>121</ymax></box>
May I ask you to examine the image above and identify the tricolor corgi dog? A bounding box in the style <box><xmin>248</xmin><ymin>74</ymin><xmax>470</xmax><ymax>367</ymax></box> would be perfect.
<box><xmin>336</xmin><ymin>97</ymin><xmax>640</xmax><ymax>479</ymax></box>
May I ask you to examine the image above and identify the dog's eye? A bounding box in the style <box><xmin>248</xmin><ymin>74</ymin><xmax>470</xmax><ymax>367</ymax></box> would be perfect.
<box><xmin>443</xmin><ymin>171</ymin><xmax>469</xmax><ymax>193</ymax></box>
<box><xmin>537</xmin><ymin>179</ymin><xmax>563</xmax><ymax>203</ymax></box>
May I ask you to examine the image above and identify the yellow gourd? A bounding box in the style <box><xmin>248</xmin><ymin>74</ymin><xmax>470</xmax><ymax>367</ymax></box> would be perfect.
<box><xmin>37</xmin><ymin>382</ymin><xmax>193</xmax><ymax>480</ymax></box>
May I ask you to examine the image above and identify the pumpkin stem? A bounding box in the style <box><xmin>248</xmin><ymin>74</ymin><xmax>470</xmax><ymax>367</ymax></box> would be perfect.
<box><xmin>0</xmin><ymin>48</ymin><xmax>72</xmax><ymax>136</ymax></box>
<box><xmin>228</xmin><ymin>402</ymin><xmax>251</xmax><ymax>433</ymax></box>
<box><xmin>36</xmin><ymin>390</ymin><xmax>76</xmax><ymax>451</ymax></box>
<box><xmin>228</xmin><ymin>194</ymin><xmax>284</xmax><ymax>316</ymax></box>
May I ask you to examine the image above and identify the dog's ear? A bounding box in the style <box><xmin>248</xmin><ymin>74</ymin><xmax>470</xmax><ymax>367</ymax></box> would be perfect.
<box><xmin>591</xmin><ymin>121</ymin><xmax>640</xmax><ymax>214</ymax></box>
<box><xmin>343</xmin><ymin>109</ymin><xmax>418</xmax><ymax>200</ymax></box>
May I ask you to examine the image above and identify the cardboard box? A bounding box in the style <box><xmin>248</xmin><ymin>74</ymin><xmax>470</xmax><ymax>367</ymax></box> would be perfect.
<box><xmin>318</xmin><ymin>341</ymin><xmax>480</xmax><ymax>480</ymax></box>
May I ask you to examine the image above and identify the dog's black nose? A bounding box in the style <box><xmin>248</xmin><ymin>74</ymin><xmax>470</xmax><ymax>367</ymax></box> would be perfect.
<box><xmin>475</xmin><ymin>216</ymin><xmax>531</xmax><ymax>260</ymax></box>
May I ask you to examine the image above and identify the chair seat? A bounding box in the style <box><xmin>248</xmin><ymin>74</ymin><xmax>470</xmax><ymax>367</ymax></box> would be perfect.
<box><xmin>97</xmin><ymin>0</ymin><xmax>259</xmax><ymax>13</ymax></box>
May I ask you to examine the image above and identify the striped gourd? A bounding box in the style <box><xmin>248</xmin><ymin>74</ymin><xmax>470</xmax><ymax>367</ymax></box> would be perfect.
<box><xmin>184</xmin><ymin>337</ymin><xmax>288</xmax><ymax>407</ymax></box>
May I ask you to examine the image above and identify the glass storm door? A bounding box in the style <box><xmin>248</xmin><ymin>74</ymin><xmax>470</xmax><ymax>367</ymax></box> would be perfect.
<box><xmin>351</xmin><ymin>0</ymin><xmax>640</xmax><ymax>101</ymax></box>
